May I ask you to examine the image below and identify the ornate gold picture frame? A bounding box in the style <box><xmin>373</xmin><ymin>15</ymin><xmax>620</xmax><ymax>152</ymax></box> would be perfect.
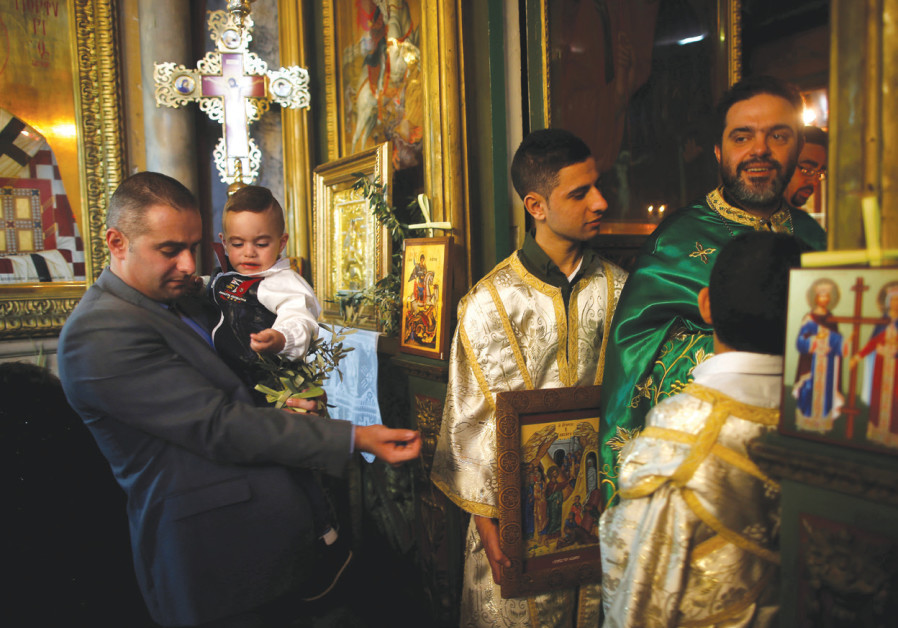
<box><xmin>0</xmin><ymin>0</ymin><xmax>124</xmax><ymax>338</ymax></box>
<box><xmin>320</xmin><ymin>0</ymin><xmax>469</xmax><ymax>287</ymax></box>
<box><xmin>312</xmin><ymin>142</ymin><xmax>392</xmax><ymax>329</ymax></box>
<box><xmin>399</xmin><ymin>236</ymin><xmax>452</xmax><ymax>361</ymax></box>
<box><xmin>496</xmin><ymin>385</ymin><xmax>603</xmax><ymax>598</ymax></box>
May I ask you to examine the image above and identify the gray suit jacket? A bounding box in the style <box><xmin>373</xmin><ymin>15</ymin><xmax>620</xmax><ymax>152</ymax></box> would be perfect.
<box><xmin>58</xmin><ymin>269</ymin><xmax>354</xmax><ymax>626</ymax></box>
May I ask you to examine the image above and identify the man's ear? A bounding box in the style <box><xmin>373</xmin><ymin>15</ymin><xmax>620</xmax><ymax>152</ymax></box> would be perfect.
<box><xmin>697</xmin><ymin>286</ymin><xmax>713</xmax><ymax>325</ymax></box>
<box><xmin>523</xmin><ymin>192</ymin><xmax>547</xmax><ymax>222</ymax></box>
<box><xmin>714</xmin><ymin>144</ymin><xmax>721</xmax><ymax>165</ymax></box>
<box><xmin>106</xmin><ymin>228</ymin><xmax>128</xmax><ymax>261</ymax></box>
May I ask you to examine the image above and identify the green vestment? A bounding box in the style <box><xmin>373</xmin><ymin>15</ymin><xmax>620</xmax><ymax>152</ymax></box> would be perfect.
<box><xmin>599</xmin><ymin>187</ymin><xmax>826</xmax><ymax>505</ymax></box>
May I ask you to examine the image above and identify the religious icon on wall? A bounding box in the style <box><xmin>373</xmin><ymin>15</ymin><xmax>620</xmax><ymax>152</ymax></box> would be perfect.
<box><xmin>781</xmin><ymin>268</ymin><xmax>898</xmax><ymax>455</ymax></box>
<box><xmin>334</xmin><ymin>0</ymin><xmax>423</xmax><ymax>171</ymax></box>
<box><xmin>0</xmin><ymin>3</ymin><xmax>85</xmax><ymax>284</ymax></box>
<box><xmin>399</xmin><ymin>237</ymin><xmax>452</xmax><ymax>360</ymax></box>
<box><xmin>792</xmin><ymin>278</ymin><xmax>847</xmax><ymax>433</ymax></box>
<box><xmin>312</xmin><ymin>143</ymin><xmax>392</xmax><ymax>330</ymax></box>
<box><xmin>496</xmin><ymin>386</ymin><xmax>603</xmax><ymax>598</ymax></box>
<box><xmin>0</xmin><ymin>110</ymin><xmax>85</xmax><ymax>283</ymax></box>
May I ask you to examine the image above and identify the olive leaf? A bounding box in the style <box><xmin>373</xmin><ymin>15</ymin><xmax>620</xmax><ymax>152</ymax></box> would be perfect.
<box><xmin>253</xmin><ymin>325</ymin><xmax>356</xmax><ymax>414</ymax></box>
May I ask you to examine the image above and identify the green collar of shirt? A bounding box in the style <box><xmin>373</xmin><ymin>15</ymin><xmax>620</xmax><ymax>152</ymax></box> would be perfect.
<box><xmin>517</xmin><ymin>232</ymin><xmax>596</xmax><ymax>306</ymax></box>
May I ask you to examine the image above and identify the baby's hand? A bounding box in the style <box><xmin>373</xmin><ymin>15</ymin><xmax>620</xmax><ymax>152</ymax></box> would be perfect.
<box><xmin>186</xmin><ymin>275</ymin><xmax>205</xmax><ymax>296</ymax></box>
<box><xmin>250</xmin><ymin>328</ymin><xmax>286</xmax><ymax>354</ymax></box>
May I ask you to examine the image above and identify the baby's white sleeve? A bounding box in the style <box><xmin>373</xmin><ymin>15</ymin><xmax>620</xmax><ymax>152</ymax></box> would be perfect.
<box><xmin>257</xmin><ymin>269</ymin><xmax>322</xmax><ymax>360</ymax></box>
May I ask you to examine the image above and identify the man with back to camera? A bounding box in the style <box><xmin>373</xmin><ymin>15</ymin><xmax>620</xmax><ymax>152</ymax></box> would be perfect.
<box><xmin>599</xmin><ymin>75</ymin><xmax>826</xmax><ymax>507</ymax></box>
<box><xmin>784</xmin><ymin>125</ymin><xmax>827</xmax><ymax>210</ymax></box>
<box><xmin>601</xmin><ymin>231</ymin><xmax>802</xmax><ymax>627</ymax></box>
<box><xmin>58</xmin><ymin>171</ymin><xmax>421</xmax><ymax>627</ymax></box>
<box><xmin>431</xmin><ymin>128</ymin><xmax>628</xmax><ymax>627</ymax></box>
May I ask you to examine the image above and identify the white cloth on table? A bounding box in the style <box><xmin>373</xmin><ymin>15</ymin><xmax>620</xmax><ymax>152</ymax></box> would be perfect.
<box><xmin>320</xmin><ymin>326</ymin><xmax>382</xmax><ymax>463</ymax></box>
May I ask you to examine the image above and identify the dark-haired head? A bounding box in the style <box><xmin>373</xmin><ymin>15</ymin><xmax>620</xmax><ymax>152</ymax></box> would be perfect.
<box><xmin>107</xmin><ymin>172</ymin><xmax>198</xmax><ymax>238</ymax></box>
<box><xmin>802</xmin><ymin>125</ymin><xmax>827</xmax><ymax>148</ymax></box>
<box><xmin>707</xmin><ymin>231</ymin><xmax>802</xmax><ymax>355</ymax></box>
<box><xmin>223</xmin><ymin>185</ymin><xmax>285</xmax><ymax>235</ymax></box>
<box><xmin>510</xmin><ymin>129</ymin><xmax>592</xmax><ymax>202</ymax></box>
<box><xmin>715</xmin><ymin>75</ymin><xmax>803</xmax><ymax>145</ymax></box>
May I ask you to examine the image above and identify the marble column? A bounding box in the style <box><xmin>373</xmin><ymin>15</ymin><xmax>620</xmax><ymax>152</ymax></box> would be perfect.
<box><xmin>137</xmin><ymin>0</ymin><xmax>198</xmax><ymax>194</ymax></box>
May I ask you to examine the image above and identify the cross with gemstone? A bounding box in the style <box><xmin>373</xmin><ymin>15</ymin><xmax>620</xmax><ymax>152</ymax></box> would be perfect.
<box><xmin>200</xmin><ymin>52</ymin><xmax>265</xmax><ymax>163</ymax></box>
<box><xmin>154</xmin><ymin>9</ymin><xmax>310</xmax><ymax>184</ymax></box>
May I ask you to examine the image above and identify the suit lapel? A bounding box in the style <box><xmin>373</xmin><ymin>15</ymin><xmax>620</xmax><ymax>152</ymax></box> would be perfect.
<box><xmin>95</xmin><ymin>269</ymin><xmax>250</xmax><ymax>400</ymax></box>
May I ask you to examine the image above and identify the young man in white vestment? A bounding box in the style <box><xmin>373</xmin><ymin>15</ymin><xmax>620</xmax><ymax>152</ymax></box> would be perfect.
<box><xmin>600</xmin><ymin>231</ymin><xmax>802</xmax><ymax>627</ymax></box>
<box><xmin>431</xmin><ymin>128</ymin><xmax>628</xmax><ymax>627</ymax></box>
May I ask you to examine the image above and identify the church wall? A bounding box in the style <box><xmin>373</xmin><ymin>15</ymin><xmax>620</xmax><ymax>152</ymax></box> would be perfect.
<box><xmin>461</xmin><ymin>0</ymin><xmax>513</xmax><ymax>280</ymax></box>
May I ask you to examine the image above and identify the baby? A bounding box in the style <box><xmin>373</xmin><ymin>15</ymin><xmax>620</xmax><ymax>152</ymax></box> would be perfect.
<box><xmin>209</xmin><ymin>185</ymin><xmax>321</xmax><ymax>392</ymax></box>
<box><xmin>209</xmin><ymin>185</ymin><xmax>350</xmax><ymax>600</ymax></box>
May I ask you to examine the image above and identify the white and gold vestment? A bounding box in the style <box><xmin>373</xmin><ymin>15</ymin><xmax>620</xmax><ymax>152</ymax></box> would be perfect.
<box><xmin>432</xmin><ymin>245</ymin><xmax>627</xmax><ymax>628</ymax></box>
<box><xmin>601</xmin><ymin>352</ymin><xmax>783</xmax><ymax>628</ymax></box>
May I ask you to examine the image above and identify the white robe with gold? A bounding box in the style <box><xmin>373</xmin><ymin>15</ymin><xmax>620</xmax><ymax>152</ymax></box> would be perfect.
<box><xmin>431</xmin><ymin>251</ymin><xmax>627</xmax><ymax>627</ymax></box>
<box><xmin>600</xmin><ymin>352</ymin><xmax>783</xmax><ymax>628</ymax></box>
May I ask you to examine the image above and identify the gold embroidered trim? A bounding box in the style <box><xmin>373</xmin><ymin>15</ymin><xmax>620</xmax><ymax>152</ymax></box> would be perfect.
<box><xmin>526</xmin><ymin>597</ymin><xmax>539</xmax><ymax>628</ymax></box>
<box><xmin>595</xmin><ymin>260</ymin><xmax>617</xmax><ymax>385</ymax></box>
<box><xmin>619</xmin><ymin>474</ymin><xmax>669</xmax><ymax>500</ymax></box>
<box><xmin>670</xmin><ymin>403</ymin><xmax>730</xmax><ymax>486</ymax></box>
<box><xmin>685</xmin><ymin>383</ymin><xmax>780</xmax><ymax>426</ymax></box>
<box><xmin>485</xmin><ymin>278</ymin><xmax>534</xmax><ymax>390</ymax></box>
<box><xmin>637</xmin><ymin>425</ymin><xmax>779</xmax><ymax>487</ymax></box>
<box><xmin>706</xmin><ymin>186</ymin><xmax>793</xmax><ymax>231</ymax></box>
<box><xmin>619</xmin><ymin>384</ymin><xmax>781</xmax><ymax>506</ymax></box>
<box><xmin>576</xmin><ymin>586</ymin><xmax>592</xmax><ymax>627</ymax></box>
<box><xmin>712</xmin><ymin>442</ymin><xmax>779</xmax><ymax>488</ymax></box>
<box><xmin>566</xmin><ymin>284</ymin><xmax>580</xmax><ymax>387</ymax></box>
<box><xmin>682</xmin><ymin>488</ymin><xmax>780</xmax><ymax>564</ymax></box>
<box><xmin>430</xmin><ymin>477</ymin><xmax>497</xmax><ymax>519</ymax></box>
<box><xmin>689</xmin><ymin>242</ymin><xmax>717</xmax><ymax>264</ymax></box>
<box><xmin>510</xmin><ymin>254</ymin><xmax>570</xmax><ymax>387</ymax></box>
<box><xmin>527</xmin><ymin>589</ymin><xmax>579</xmax><ymax>628</ymax></box>
<box><xmin>457</xmin><ymin>301</ymin><xmax>497</xmax><ymax>412</ymax></box>
<box><xmin>678</xmin><ymin>565</ymin><xmax>775</xmax><ymax>627</ymax></box>
<box><xmin>691</xmin><ymin>534</ymin><xmax>728</xmax><ymax>562</ymax></box>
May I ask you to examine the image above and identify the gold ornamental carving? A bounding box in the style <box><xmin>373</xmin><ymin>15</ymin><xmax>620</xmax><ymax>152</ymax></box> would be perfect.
<box><xmin>414</xmin><ymin>393</ymin><xmax>444</xmax><ymax>475</ymax></box>
<box><xmin>0</xmin><ymin>0</ymin><xmax>124</xmax><ymax>339</ymax></box>
<box><xmin>154</xmin><ymin>10</ymin><xmax>310</xmax><ymax>185</ymax></box>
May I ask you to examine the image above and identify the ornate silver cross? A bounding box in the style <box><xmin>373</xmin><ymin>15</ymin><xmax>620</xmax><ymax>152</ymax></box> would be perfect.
<box><xmin>154</xmin><ymin>10</ymin><xmax>309</xmax><ymax>185</ymax></box>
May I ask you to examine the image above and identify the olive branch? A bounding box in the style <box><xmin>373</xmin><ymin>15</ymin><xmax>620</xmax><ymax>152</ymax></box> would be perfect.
<box><xmin>253</xmin><ymin>323</ymin><xmax>356</xmax><ymax>414</ymax></box>
<box><xmin>335</xmin><ymin>175</ymin><xmax>426</xmax><ymax>336</ymax></box>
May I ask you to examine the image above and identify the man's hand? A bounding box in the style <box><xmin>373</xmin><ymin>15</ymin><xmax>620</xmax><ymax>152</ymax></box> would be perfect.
<box><xmin>250</xmin><ymin>328</ymin><xmax>286</xmax><ymax>354</ymax></box>
<box><xmin>474</xmin><ymin>515</ymin><xmax>511</xmax><ymax>585</ymax></box>
<box><xmin>354</xmin><ymin>424</ymin><xmax>422</xmax><ymax>465</ymax></box>
<box><xmin>285</xmin><ymin>396</ymin><xmax>319</xmax><ymax>413</ymax></box>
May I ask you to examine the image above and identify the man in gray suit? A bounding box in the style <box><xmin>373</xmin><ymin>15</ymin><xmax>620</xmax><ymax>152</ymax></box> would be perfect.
<box><xmin>58</xmin><ymin>172</ymin><xmax>421</xmax><ymax>627</ymax></box>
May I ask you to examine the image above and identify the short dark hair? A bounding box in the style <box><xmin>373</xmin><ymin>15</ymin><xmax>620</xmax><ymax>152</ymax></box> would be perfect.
<box><xmin>802</xmin><ymin>125</ymin><xmax>827</xmax><ymax>149</ymax></box>
<box><xmin>107</xmin><ymin>172</ymin><xmax>197</xmax><ymax>238</ymax></box>
<box><xmin>223</xmin><ymin>185</ymin><xmax>285</xmax><ymax>234</ymax></box>
<box><xmin>709</xmin><ymin>231</ymin><xmax>802</xmax><ymax>355</ymax></box>
<box><xmin>510</xmin><ymin>129</ymin><xmax>592</xmax><ymax>201</ymax></box>
<box><xmin>715</xmin><ymin>75</ymin><xmax>803</xmax><ymax>143</ymax></box>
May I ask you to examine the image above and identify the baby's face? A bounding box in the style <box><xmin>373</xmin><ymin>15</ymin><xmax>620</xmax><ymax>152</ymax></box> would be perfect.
<box><xmin>220</xmin><ymin>208</ymin><xmax>287</xmax><ymax>275</ymax></box>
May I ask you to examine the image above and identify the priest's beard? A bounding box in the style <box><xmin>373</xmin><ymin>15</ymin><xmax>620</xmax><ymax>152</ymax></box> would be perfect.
<box><xmin>720</xmin><ymin>156</ymin><xmax>796</xmax><ymax>210</ymax></box>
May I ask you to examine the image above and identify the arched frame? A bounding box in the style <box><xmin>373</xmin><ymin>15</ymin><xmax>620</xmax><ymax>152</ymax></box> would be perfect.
<box><xmin>0</xmin><ymin>0</ymin><xmax>125</xmax><ymax>338</ymax></box>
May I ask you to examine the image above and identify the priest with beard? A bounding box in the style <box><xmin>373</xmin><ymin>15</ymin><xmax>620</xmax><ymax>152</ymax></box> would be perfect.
<box><xmin>599</xmin><ymin>75</ymin><xmax>826</xmax><ymax>506</ymax></box>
